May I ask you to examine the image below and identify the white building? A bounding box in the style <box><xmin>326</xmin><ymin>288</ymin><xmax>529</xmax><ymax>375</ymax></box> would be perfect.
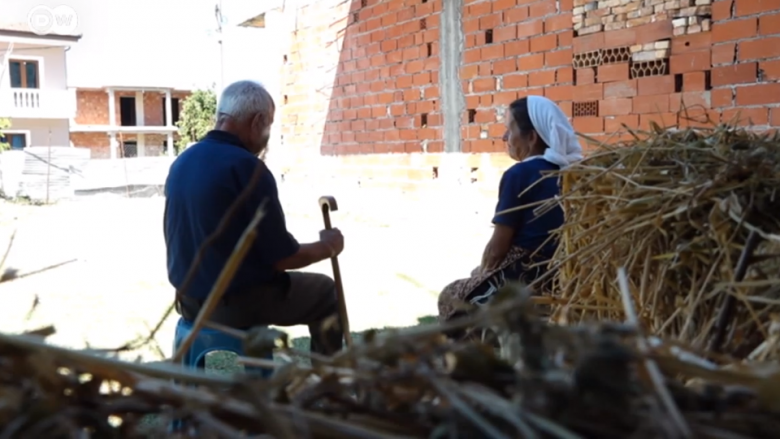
<box><xmin>0</xmin><ymin>23</ymin><xmax>81</xmax><ymax>149</ymax></box>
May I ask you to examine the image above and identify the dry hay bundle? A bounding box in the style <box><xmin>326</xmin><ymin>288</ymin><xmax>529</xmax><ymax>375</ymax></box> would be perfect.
<box><xmin>3</xmin><ymin>286</ymin><xmax>780</xmax><ymax>438</ymax></box>
<box><xmin>548</xmin><ymin>124</ymin><xmax>780</xmax><ymax>358</ymax></box>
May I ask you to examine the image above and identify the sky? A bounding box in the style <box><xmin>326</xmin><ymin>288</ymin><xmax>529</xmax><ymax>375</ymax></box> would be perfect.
<box><xmin>3</xmin><ymin>0</ymin><xmax>274</xmax><ymax>90</ymax></box>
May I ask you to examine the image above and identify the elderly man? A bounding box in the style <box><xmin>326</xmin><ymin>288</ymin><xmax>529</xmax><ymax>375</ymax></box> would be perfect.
<box><xmin>164</xmin><ymin>80</ymin><xmax>345</xmax><ymax>356</ymax></box>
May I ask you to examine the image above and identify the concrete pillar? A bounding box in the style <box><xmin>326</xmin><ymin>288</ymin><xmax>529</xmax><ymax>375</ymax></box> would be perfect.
<box><xmin>109</xmin><ymin>132</ymin><xmax>118</xmax><ymax>159</ymax></box>
<box><xmin>135</xmin><ymin>91</ymin><xmax>145</xmax><ymax>157</ymax></box>
<box><xmin>165</xmin><ymin>90</ymin><xmax>174</xmax><ymax>156</ymax></box>
<box><xmin>107</xmin><ymin>89</ymin><xmax>117</xmax><ymax>159</ymax></box>
<box><xmin>440</xmin><ymin>0</ymin><xmax>466</xmax><ymax>154</ymax></box>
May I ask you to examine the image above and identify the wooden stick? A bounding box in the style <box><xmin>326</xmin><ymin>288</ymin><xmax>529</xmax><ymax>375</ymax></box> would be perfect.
<box><xmin>617</xmin><ymin>268</ymin><xmax>691</xmax><ymax>439</ymax></box>
<box><xmin>709</xmin><ymin>230</ymin><xmax>760</xmax><ymax>353</ymax></box>
<box><xmin>319</xmin><ymin>196</ymin><xmax>353</xmax><ymax>348</ymax></box>
<box><xmin>171</xmin><ymin>202</ymin><xmax>267</xmax><ymax>363</ymax></box>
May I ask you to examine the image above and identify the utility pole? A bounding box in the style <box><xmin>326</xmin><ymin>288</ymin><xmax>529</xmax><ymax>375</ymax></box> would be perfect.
<box><xmin>215</xmin><ymin>0</ymin><xmax>225</xmax><ymax>94</ymax></box>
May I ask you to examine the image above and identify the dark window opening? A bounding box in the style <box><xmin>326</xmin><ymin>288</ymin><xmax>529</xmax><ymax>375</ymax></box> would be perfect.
<box><xmin>119</xmin><ymin>97</ymin><xmax>137</xmax><ymax>126</ymax></box>
<box><xmin>468</xmin><ymin>109</ymin><xmax>476</xmax><ymax>123</ymax></box>
<box><xmin>427</xmin><ymin>42</ymin><xmax>433</xmax><ymax>57</ymax></box>
<box><xmin>704</xmin><ymin>71</ymin><xmax>712</xmax><ymax>91</ymax></box>
<box><xmin>485</xmin><ymin>29</ymin><xmax>493</xmax><ymax>44</ymax></box>
<box><xmin>121</xmin><ymin>140</ymin><xmax>138</xmax><ymax>158</ymax></box>
<box><xmin>674</xmin><ymin>74</ymin><xmax>683</xmax><ymax>93</ymax></box>
<box><xmin>421</xmin><ymin>113</ymin><xmax>428</xmax><ymax>127</ymax></box>
<box><xmin>8</xmin><ymin>59</ymin><xmax>39</xmax><ymax>88</ymax></box>
<box><xmin>162</xmin><ymin>97</ymin><xmax>181</xmax><ymax>126</ymax></box>
<box><xmin>0</xmin><ymin>133</ymin><xmax>27</xmax><ymax>149</ymax></box>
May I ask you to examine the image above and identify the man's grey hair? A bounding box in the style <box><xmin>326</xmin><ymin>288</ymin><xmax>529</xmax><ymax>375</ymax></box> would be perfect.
<box><xmin>216</xmin><ymin>80</ymin><xmax>275</xmax><ymax>122</ymax></box>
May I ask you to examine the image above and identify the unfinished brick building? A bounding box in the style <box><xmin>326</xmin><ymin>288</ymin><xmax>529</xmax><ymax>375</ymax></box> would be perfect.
<box><xmin>70</xmin><ymin>87</ymin><xmax>190</xmax><ymax>159</ymax></box>
<box><xmin>265</xmin><ymin>0</ymin><xmax>780</xmax><ymax>193</ymax></box>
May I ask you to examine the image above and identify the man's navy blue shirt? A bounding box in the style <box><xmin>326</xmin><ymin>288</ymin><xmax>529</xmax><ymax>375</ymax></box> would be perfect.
<box><xmin>164</xmin><ymin>130</ymin><xmax>299</xmax><ymax>300</ymax></box>
<box><xmin>492</xmin><ymin>158</ymin><xmax>563</xmax><ymax>258</ymax></box>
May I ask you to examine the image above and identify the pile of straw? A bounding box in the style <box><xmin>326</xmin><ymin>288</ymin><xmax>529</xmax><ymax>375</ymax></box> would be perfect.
<box><xmin>547</xmin><ymin>124</ymin><xmax>780</xmax><ymax>358</ymax></box>
<box><xmin>2</xmin><ymin>283</ymin><xmax>780</xmax><ymax>438</ymax></box>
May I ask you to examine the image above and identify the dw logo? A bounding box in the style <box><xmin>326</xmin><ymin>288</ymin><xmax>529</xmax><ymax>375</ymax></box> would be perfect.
<box><xmin>27</xmin><ymin>5</ymin><xmax>79</xmax><ymax>36</ymax></box>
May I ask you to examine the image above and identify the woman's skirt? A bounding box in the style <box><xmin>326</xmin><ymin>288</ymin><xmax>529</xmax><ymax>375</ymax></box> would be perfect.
<box><xmin>437</xmin><ymin>246</ymin><xmax>549</xmax><ymax>323</ymax></box>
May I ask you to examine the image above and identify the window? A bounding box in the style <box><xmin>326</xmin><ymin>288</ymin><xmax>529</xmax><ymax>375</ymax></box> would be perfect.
<box><xmin>162</xmin><ymin>97</ymin><xmax>180</xmax><ymax>126</ymax></box>
<box><xmin>119</xmin><ymin>97</ymin><xmax>137</xmax><ymax>126</ymax></box>
<box><xmin>8</xmin><ymin>59</ymin><xmax>39</xmax><ymax>88</ymax></box>
<box><xmin>0</xmin><ymin>133</ymin><xmax>28</xmax><ymax>150</ymax></box>
<box><xmin>121</xmin><ymin>140</ymin><xmax>137</xmax><ymax>158</ymax></box>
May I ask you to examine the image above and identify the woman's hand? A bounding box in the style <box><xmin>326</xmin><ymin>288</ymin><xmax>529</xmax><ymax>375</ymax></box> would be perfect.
<box><xmin>479</xmin><ymin>224</ymin><xmax>515</xmax><ymax>273</ymax></box>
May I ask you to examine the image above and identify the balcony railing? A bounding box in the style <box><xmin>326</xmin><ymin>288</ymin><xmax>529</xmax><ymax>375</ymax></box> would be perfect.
<box><xmin>0</xmin><ymin>88</ymin><xmax>76</xmax><ymax>119</ymax></box>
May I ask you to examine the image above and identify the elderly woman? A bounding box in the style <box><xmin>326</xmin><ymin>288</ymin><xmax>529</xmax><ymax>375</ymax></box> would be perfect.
<box><xmin>438</xmin><ymin>96</ymin><xmax>582</xmax><ymax>325</ymax></box>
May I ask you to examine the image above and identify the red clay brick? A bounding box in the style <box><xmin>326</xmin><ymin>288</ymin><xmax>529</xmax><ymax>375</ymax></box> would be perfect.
<box><xmin>670</xmin><ymin>91</ymin><xmax>712</xmax><ymax>112</ymax></box>
<box><xmin>603</xmin><ymin>27</ymin><xmax>636</xmax><ymax>49</ymax></box>
<box><xmin>639</xmin><ymin>113</ymin><xmax>679</xmax><ymax>131</ymax></box>
<box><xmin>633</xmin><ymin>95</ymin><xmax>670</xmax><ymax>114</ymax></box>
<box><xmin>597</xmin><ymin>63</ymin><xmax>629</xmax><ymax>83</ymax></box>
<box><xmin>711</xmin><ymin>63</ymin><xmax>758</xmax><ymax>87</ymax></box>
<box><xmin>711</xmin><ymin>44</ymin><xmax>737</xmax><ymax>65</ymax></box>
<box><xmin>722</xmin><ymin>107</ymin><xmax>770</xmax><ymax>126</ymax></box>
<box><xmin>671</xmin><ymin>32</ymin><xmax>712</xmax><ymax>55</ymax></box>
<box><xmin>576</xmin><ymin>68</ymin><xmax>596</xmax><ymax>85</ymax></box>
<box><xmin>517</xmin><ymin>19</ymin><xmax>544</xmax><ymax>38</ymax></box>
<box><xmin>504</xmin><ymin>73</ymin><xmax>528</xmax><ymax>89</ymax></box>
<box><xmin>739</xmin><ymin>37</ymin><xmax>780</xmax><ymax>61</ymax></box>
<box><xmin>557</xmin><ymin>67</ymin><xmax>574</xmax><ymax>84</ymax></box>
<box><xmin>604</xmin><ymin>115</ymin><xmax>639</xmax><ymax>133</ymax></box>
<box><xmin>529</xmin><ymin>70</ymin><xmax>556</xmax><ymax>87</ymax></box>
<box><xmin>635</xmin><ymin>20</ymin><xmax>673</xmax><ymax>45</ymax></box>
<box><xmin>670</xmin><ymin>50</ymin><xmax>711</xmax><ymax>74</ymax></box>
<box><xmin>504</xmin><ymin>39</ymin><xmax>530</xmax><ymax>56</ymax></box>
<box><xmin>545</xmin><ymin>13</ymin><xmax>571</xmax><ymax>32</ymax></box>
<box><xmin>530</xmin><ymin>34</ymin><xmax>557</xmax><ymax>52</ymax></box>
<box><xmin>711</xmin><ymin>88</ymin><xmax>734</xmax><ymax>108</ymax></box>
<box><xmin>600</xmin><ymin>98</ymin><xmax>632</xmax><ymax>116</ymax></box>
<box><xmin>712</xmin><ymin>18</ymin><xmax>758</xmax><ymax>43</ymax></box>
<box><xmin>770</xmin><ymin>108</ymin><xmax>780</xmax><ymax>126</ymax></box>
<box><xmin>494</xmin><ymin>25</ymin><xmax>518</xmax><ymax>42</ymax></box>
<box><xmin>503</xmin><ymin>6</ymin><xmax>530</xmax><ymax>23</ymax></box>
<box><xmin>637</xmin><ymin>75</ymin><xmax>676</xmax><ymax>96</ymax></box>
<box><xmin>573</xmin><ymin>83</ymin><xmax>604</xmax><ymax>101</ymax></box>
<box><xmin>604</xmin><ymin>79</ymin><xmax>638</xmax><ymax>99</ymax></box>
<box><xmin>519</xmin><ymin>53</ymin><xmax>545</xmax><ymax>70</ymax></box>
<box><xmin>546</xmin><ymin>49</ymin><xmax>572</xmax><ymax>67</ymax></box>
<box><xmin>530</xmin><ymin>0</ymin><xmax>556</xmax><ymax>17</ymax></box>
<box><xmin>493</xmin><ymin>0</ymin><xmax>518</xmax><ymax>11</ymax></box>
<box><xmin>572</xmin><ymin>116</ymin><xmax>603</xmax><ymax>134</ymax></box>
<box><xmin>712</xmin><ymin>0</ymin><xmax>733</xmax><ymax>21</ymax></box>
<box><xmin>473</xmin><ymin>78</ymin><xmax>496</xmax><ymax>93</ymax></box>
<box><xmin>759</xmin><ymin>12</ymin><xmax>780</xmax><ymax>35</ymax></box>
<box><xmin>759</xmin><ymin>59</ymin><xmax>780</xmax><ymax>80</ymax></box>
<box><xmin>573</xmin><ymin>33</ymin><xmax>604</xmax><ymax>53</ymax></box>
<box><xmin>736</xmin><ymin>83</ymin><xmax>780</xmax><ymax>106</ymax></box>
<box><xmin>683</xmin><ymin>72</ymin><xmax>707</xmax><ymax>92</ymax></box>
<box><xmin>545</xmin><ymin>85</ymin><xmax>573</xmax><ymax>101</ymax></box>
<box><xmin>735</xmin><ymin>0</ymin><xmax>780</xmax><ymax>17</ymax></box>
<box><xmin>493</xmin><ymin>58</ymin><xmax>517</xmax><ymax>74</ymax></box>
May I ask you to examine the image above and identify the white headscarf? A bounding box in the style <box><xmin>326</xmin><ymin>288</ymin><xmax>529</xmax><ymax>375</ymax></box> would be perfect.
<box><xmin>526</xmin><ymin>95</ymin><xmax>583</xmax><ymax>168</ymax></box>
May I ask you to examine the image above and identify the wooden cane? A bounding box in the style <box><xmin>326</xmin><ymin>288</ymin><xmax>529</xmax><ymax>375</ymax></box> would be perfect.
<box><xmin>318</xmin><ymin>196</ymin><xmax>353</xmax><ymax>348</ymax></box>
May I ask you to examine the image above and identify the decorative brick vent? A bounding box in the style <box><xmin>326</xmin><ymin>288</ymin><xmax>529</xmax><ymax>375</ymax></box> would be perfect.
<box><xmin>630</xmin><ymin>59</ymin><xmax>670</xmax><ymax>79</ymax></box>
<box><xmin>573</xmin><ymin>101</ymin><xmax>599</xmax><ymax>117</ymax></box>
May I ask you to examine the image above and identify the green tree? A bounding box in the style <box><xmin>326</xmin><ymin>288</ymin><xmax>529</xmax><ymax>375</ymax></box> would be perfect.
<box><xmin>175</xmin><ymin>89</ymin><xmax>217</xmax><ymax>153</ymax></box>
<box><xmin>0</xmin><ymin>118</ymin><xmax>10</xmax><ymax>151</ymax></box>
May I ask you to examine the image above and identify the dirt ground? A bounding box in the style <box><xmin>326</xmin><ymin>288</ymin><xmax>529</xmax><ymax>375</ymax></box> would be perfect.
<box><xmin>0</xmin><ymin>183</ymin><xmax>495</xmax><ymax>362</ymax></box>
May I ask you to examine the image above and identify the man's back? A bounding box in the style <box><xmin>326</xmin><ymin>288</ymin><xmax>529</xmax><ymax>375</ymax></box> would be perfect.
<box><xmin>164</xmin><ymin>130</ymin><xmax>299</xmax><ymax>300</ymax></box>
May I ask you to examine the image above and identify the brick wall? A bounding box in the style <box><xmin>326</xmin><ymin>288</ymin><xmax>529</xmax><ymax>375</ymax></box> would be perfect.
<box><xmin>274</xmin><ymin>0</ymin><xmax>780</xmax><ymax>192</ymax></box>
